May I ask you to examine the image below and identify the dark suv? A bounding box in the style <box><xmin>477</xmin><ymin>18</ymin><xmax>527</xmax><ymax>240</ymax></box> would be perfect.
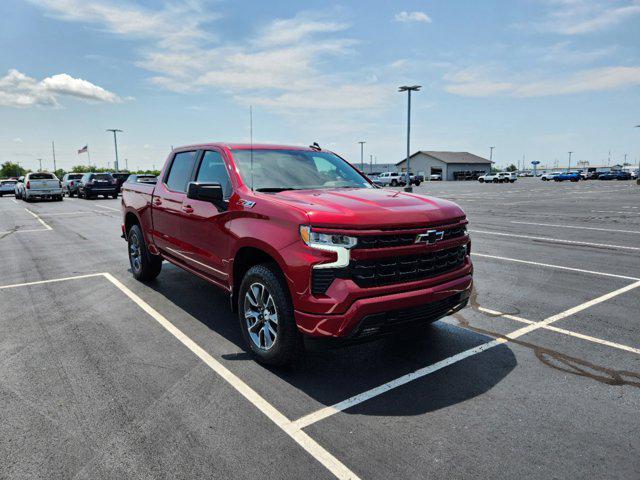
<box><xmin>78</xmin><ymin>173</ymin><xmax>120</xmax><ymax>199</ymax></box>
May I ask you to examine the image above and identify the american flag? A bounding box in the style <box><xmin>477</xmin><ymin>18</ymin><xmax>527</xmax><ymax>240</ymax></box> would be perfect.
<box><xmin>77</xmin><ymin>145</ymin><xmax>88</xmax><ymax>154</ymax></box>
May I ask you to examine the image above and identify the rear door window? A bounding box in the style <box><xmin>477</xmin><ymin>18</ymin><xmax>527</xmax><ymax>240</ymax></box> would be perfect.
<box><xmin>30</xmin><ymin>173</ymin><xmax>54</xmax><ymax>180</ymax></box>
<box><xmin>165</xmin><ymin>151</ymin><xmax>197</xmax><ymax>192</ymax></box>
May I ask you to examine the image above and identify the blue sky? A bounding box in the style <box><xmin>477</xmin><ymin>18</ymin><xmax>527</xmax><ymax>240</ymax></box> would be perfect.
<box><xmin>1</xmin><ymin>0</ymin><xmax>639</xmax><ymax>172</ymax></box>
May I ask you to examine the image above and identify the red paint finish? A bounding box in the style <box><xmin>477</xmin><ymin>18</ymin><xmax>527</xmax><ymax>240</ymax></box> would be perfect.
<box><xmin>121</xmin><ymin>143</ymin><xmax>473</xmax><ymax>338</ymax></box>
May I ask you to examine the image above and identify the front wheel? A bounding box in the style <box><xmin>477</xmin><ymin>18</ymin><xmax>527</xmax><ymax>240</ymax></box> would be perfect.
<box><xmin>238</xmin><ymin>264</ymin><xmax>301</xmax><ymax>366</ymax></box>
<box><xmin>478</xmin><ymin>178</ymin><xmax>484</xmax><ymax>183</ymax></box>
<box><xmin>390</xmin><ymin>180</ymin><xmax>398</xmax><ymax>186</ymax></box>
<box><xmin>413</xmin><ymin>180</ymin><xmax>421</xmax><ymax>186</ymax></box>
<box><xmin>128</xmin><ymin>224</ymin><xmax>162</xmax><ymax>281</ymax></box>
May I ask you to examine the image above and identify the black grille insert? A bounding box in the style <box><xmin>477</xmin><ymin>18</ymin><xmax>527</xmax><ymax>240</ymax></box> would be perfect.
<box><xmin>310</xmin><ymin>245</ymin><xmax>467</xmax><ymax>295</ymax></box>
<box><xmin>355</xmin><ymin>226</ymin><xmax>465</xmax><ymax>249</ymax></box>
<box><xmin>350</xmin><ymin>245</ymin><xmax>466</xmax><ymax>288</ymax></box>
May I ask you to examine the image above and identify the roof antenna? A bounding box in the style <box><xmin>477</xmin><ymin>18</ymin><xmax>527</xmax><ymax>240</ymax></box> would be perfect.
<box><xmin>250</xmin><ymin>105</ymin><xmax>254</xmax><ymax>191</ymax></box>
<box><xmin>310</xmin><ymin>142</ymin><xmax>321</xmax><ymax>151</ymax></box>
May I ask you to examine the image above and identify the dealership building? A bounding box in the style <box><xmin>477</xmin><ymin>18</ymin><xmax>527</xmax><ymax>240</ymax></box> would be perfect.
<box><xmin>396</xmin><ymin>151</ymin><xmax>493</xmax><ymax>181</ymax></box>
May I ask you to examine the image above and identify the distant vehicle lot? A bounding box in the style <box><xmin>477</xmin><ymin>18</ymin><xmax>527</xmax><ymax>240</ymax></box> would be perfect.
<box><xmin>0</xmin><ymin>178</ymin><xmax>638</xmax><ymax>479</ymax></box>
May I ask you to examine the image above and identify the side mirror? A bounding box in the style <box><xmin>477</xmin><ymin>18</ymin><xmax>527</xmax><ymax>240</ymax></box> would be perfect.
<box><xmin>187</xmin><ymin>182</ymin><xmax>225</xmax><ymax>207</ymax></box>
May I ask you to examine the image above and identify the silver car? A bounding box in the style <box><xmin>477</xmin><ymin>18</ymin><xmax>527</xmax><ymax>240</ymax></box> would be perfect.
<box><xmin>19</xmin><ymin>172</ymin><xmax>63</xmax><ymax>202</ymax></box>
<box><xmin>0</xmin><ymin>179</ymin><xmax>17</xmax><ymax>196</ymax></box>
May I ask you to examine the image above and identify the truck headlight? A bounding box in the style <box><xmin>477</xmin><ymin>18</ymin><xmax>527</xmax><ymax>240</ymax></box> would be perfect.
<box><xmin>299</xmin><ymin>226</ymin><xmax>357</xmax><ymax>249</ymax></box>
<box><xmin>299</xmin><ymin>226</ymin><xmax>356</xmax><ymax>269</ymax></box>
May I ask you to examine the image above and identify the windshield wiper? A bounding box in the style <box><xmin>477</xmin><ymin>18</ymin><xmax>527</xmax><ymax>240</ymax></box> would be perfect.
<box><xmin>255</xmin><ymin>187</ymin><xmax>300</xmax><ymax>192</ymax></box>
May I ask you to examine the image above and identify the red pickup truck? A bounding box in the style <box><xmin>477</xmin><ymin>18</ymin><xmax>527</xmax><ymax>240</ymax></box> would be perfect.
<box><xmin>121</xmin><ymin>143</ymin><xmax>472</xmax><ymax>365</ymax></box>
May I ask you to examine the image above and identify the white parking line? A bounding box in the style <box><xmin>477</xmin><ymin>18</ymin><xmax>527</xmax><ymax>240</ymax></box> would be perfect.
<box><xmin>292</xmin><ymin>281</ymin><xmax>640</xmax><ymax>429</ymax></box>
<box><xmin>471</xmin><ymin>253</ymin><xmax>640</xmax><ymax>281</ymax></box>
<box><xmin>478</xmin><ymin>307</ymin><xmax>640</xmax><ymax>355</ymax></box>
<box><xmin>102</xmin><ymin>273</ymin><xmax>359</xmax><ymax>480</ymax></box>
<box><xmin>0</xmin><ymin>273</ymin><xmax>104</xmax><ymax>290</ymax></box>
<box><xmin>37</xmin><ymin>211</ymin><xmax>104</xmax><ymax>216</ymax></box>
<box><xmin>470</xmin><ymin>229</ymin><xmax>640</xmax><ymax>251</ymax></box>
<box><xmin>290</xmin><ymin>338</ymin><xmax>507</xmax><ymax>430</ymax></box>
<box><xmin>94</xmin><ymin>204</ymin><xmax>120</xmax><ymax>212</ymax></box>
<box><xmin>592</xmin><ymin>210</ymin><xmax>640</xmax><ymax>215</ymax></box>
<box><xmin>24</xmin><ymin>208</ymin><xmax>52</xmax><ymax>230</ymax></box>
<box><xmin>504</xmin><ymin>281</ymin><xmax>640</xmax><ymax>339</ymax></box>
<box><xmin>510</xmin><ymin>221</ymin><xmax>640</xmax><ymax>234</ymax></box>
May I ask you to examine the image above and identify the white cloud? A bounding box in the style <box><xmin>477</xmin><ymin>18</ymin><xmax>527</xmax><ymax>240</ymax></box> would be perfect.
<box><xmin>537</xmin><ymin>0</ymin><xmax>640</xmax><ymax>34</ymax></box>
<box><xmin>444</xmin><ymin>65</ymin><xmax>640</xmax><ymax>97</ymax></box>
<box><xmin>394</xmin><ymin>11</ymin><xmax>432</xmax><ymax>23</ymax></box>
<box><xmin>30</xmin><ymin>2</ymin><xmax>389</xmax><ymax>113</ymax></box>
<box><xmin>0</xmin><ymin>69</ymin><xmax>121</xmax><ymax>108</ymax></box>
<box><xmin>12</xmin><ymin>137</ymin><xmax>23</xmax><ymax>143</ymax></box>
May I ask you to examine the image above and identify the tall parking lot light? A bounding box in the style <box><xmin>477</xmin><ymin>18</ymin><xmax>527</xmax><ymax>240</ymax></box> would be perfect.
<box><xmin>107</xmin><ymin>129</ymin><xmax>123</xmax><ymax>172</ymax></box>
<box><xmin>568</xmin><ymin>151</ymin><xmax>573</xmax><ymax>171</ymax></box>
<box><xmin>399</xmin><ymin>85</ymin><xmax>421</xmax><ymax>192</ymax></box>
<box><xmin>358</xmin><ymin>141</ymin><xmax>366</xmax><ymax>172</ymax></box>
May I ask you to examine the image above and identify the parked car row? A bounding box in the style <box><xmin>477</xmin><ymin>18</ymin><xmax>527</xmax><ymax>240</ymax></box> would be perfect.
<box><xmin>540</xmin><ymin>170</ymin><xmax>634</xmax><ymax>181</ymax></box>
<box><xmin>5</xmin><ymin>171</ymin><xmax>159</xmax><ymax>202</ymax></box>
<box><xmin>372</xmin><ymin>171</ymin><xmax>422</xmax><ymax>187</ymax></box>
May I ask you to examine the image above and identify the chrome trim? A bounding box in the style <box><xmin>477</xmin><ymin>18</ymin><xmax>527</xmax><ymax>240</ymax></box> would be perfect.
<box><xmin>311</xmin><ymin>244</ymin><xmax>351</xmax><ymax>269</ymax></box>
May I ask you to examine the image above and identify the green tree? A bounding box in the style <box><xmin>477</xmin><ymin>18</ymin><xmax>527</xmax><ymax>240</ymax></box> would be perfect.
<box><xmin>54</xmin><ymin>168</ymin><xmax>66</xmax><ymax>179</ymax></box>
<box><xmin>0</xmin><ymin>161</ymin><xmax>27</xmax><ymax>178</ymax></box>
<box><xmin>506</xmin><ymin>164</ymin><xmax>517</xmax><ymax>172</ymax></box>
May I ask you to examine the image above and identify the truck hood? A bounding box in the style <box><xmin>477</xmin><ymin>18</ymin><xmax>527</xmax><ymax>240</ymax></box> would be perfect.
<box><xmin>267</xmin><ymin>188</ymin><xmax>465</xmax><ymax>228</ymax></box>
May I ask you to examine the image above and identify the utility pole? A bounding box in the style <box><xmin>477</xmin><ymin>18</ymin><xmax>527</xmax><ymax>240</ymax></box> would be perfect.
<box><xmin>608</xmin><ymin>149</ymin><xmax>611</xmax><ymax>166</ymax></box>
<box><xmin>125</xmin><ymin>158</ymin><xmax>129</xmax><ymax>171</ymax></box>
<box><xmin>51</xmin><ymin>141</ymin><xmax>57</xmax><ymax>172</ymax></box>
<box><xmin>369</xmin><ymin>154</ymin><xmax>373</xmax><ymax>174</ymax></box>
<box><xmin>37</xmin><ymin>158</ymin><xmax>42</xmax><ymax>172</ymax></box>
<box><xmin>358</xmin><ymin>141</ymin><xmax>366</xmax><ymax>172</ymax></box>
<box><xmin>489</xmin><ymin>147</ymin><xmax>495</xmax><ymax>169</ymax></box>
<box><xmin>399</xmin><ymin>85</ymin><xmax>421</xmax><ymax>191</ymax></box>
<box><xmin>624</xmin><ymin>153</ymin><xmax>628</xmax><ymax>165</ymax></box>
<box><xmin>106</xmin><ymin>129</ymin><xmax>123</xmax><ymax>172</ymax></box>
<box><xmin>568</xmin><ymin>151</ymin><xmax>573</xmax><ymax>171</ymax></box>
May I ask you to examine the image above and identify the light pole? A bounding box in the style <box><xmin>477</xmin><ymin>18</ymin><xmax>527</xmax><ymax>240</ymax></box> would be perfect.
<box><xmin>568</xmin><ymin>151</ymin><xmax>573</xmax><ymax>171</ymax></box>
<box><xmin>358</xmin><ymin>141</ymin><xmax>366</xmax><ymax>172</ymax></box>
<box><xmin>106</xmin><ymin>129</ymin><xmax>123</xmax><ymax>172</ymax></box>
<box><xmin>37</xmin><ymin>158</ymin><xmax>42</xmax><ymax>172</ymax></box>
<box><xmin>399</xmin><ymin>85</ymin><xmax>421</xmax><ymax>192</ymax></box>
<box><xmin>489</xmin><ymin>147</ymin><xmax>495</xmax><ymax>171</ymax></box>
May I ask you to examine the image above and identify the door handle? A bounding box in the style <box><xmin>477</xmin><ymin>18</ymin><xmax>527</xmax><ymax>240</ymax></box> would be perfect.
<box><xmin>182</xmin><ymin>205</ymin><xmax>194</xmax><ymax>214</ymax></box>
<box><xmin>153</xmin><ymin>197</ymin><xmax>162</xmax><ymax>206</ymax></box>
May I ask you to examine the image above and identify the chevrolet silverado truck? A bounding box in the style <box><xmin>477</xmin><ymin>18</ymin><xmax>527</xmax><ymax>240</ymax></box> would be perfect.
<box><xmin>121</xmin><ymin>143</ymin><xmax>472</xmax><ymax>365</ymax></box>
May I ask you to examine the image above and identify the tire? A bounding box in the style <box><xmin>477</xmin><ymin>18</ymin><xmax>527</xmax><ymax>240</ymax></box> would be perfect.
<box><xmin>541</xmin><ymin>178</ymin><xmax>547</xmax><ymax>181</ymax></box>
<box><xmin>414</xmin><ymin>180</ymin><xmax>421</xmax><ymax>186</ymax></box>
<box><xmin>510</xmin><ymin>179</ymin><xmax>516</xmax><ymax>183</ymax></box>
<box><xmin>127</xmin><ymin>224</ymin><xmax>162</xmax><ymax>282</ymax></box>
<box><xmin>112</xmin><ymin>194</ymin><xmax>118</xmax><ymax>199</ymax></box>
<box><xmin>390</xmin><ymin>180</ymin><xmax>398</xmax><ymax>186</ymax></box>
<box><xmin>238</xmin><ymin>264</ymin><xmax>301</xmax><ymax>366</ymax></box>
<box><xmin>478</xmin><ymin>178</ymin><xmax>484</xmax><ymax>183</ymax></box>
<box><xmin>493</xmin><ymin>178</ymin><xmax>499</xmax><ymax>183</ymax></box>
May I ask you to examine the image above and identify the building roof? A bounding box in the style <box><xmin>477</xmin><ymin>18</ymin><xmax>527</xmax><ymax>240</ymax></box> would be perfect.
<box><xmin>396</xmin><ymin>151</ymin><xmax>493</xmax><ymax>165</ymax></box>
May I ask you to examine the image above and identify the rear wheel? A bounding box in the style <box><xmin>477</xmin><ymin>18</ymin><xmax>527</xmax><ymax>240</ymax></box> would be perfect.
<box><xmin>238</xmin><ymin>264</ymin><xmax>301</xmax><ymax>366</ymax></box>
<box><xmin>493</xmin><ymin>178</ymin><xmax>499</xmax><ymax>183</ymax></box>
<box><xmin>127</xmin><ymin>224</ymin><xmax>162</xmax><ymax>281</ymax></box>
<box><xmin>390</xmin><ymin>179</ymin><xmax>398</xmax><ymax>186</ymax></box>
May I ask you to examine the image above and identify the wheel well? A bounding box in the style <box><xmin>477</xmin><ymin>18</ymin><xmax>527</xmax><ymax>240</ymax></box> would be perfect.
<box><xmin>124</xmin><ymin>212</ymin><xmax>140</xmax><ymax>237</ymax></box>
<box><xmin>232</xmin><ymin>247</ymin><xmax>280</xmax><ymax>312</ymax></box>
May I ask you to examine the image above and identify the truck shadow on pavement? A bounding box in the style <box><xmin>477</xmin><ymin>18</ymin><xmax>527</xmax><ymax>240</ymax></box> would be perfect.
<box><xmin>148</xmin><ymin>265</ymin><xmax>517</xmax><ymax>417</ymax></box>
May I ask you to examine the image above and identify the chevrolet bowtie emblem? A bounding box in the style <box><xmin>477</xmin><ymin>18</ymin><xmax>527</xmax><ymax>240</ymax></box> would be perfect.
<box><xmin>415</xmin><ymin>229</ymin><xmax>444</xmax><ymax>244</ymax></box>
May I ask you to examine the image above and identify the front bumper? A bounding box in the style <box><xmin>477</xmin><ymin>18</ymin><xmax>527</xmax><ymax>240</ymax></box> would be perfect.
<box><xmin>294</xmin><ymin>273</ymin><xmax>472</xmax><ymax>338</ymax></box>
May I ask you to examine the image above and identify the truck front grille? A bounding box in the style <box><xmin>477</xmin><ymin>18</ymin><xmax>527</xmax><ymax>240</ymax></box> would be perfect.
<box><xmin>310</xmin><ymin>245</ymin><xmax>467</xmax><ymax>294</ymax></box>
<box><xmin>355</xmin><ymin>226</ymin><xmax>466</xmax><ymax>249</ymax></box>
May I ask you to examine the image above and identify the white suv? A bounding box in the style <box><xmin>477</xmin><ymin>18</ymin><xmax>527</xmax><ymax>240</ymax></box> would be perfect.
<box><xmin>478</xmin><ymin>172</ymin><xmax>516</xmax><ymax>183</ymax></box>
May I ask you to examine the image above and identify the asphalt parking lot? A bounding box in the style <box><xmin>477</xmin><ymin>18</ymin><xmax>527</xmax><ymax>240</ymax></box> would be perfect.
<box><xmin>1</xmin><ymin>178</ymin><xmax>639</xmax><ymax>479</ymax></box>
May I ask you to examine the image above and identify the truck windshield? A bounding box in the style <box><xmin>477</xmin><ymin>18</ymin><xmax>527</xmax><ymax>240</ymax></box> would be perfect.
<box><xmin>231</xmin><ymin>149</ymin><xmax>372</xmax><ymax>191</ymax></box>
